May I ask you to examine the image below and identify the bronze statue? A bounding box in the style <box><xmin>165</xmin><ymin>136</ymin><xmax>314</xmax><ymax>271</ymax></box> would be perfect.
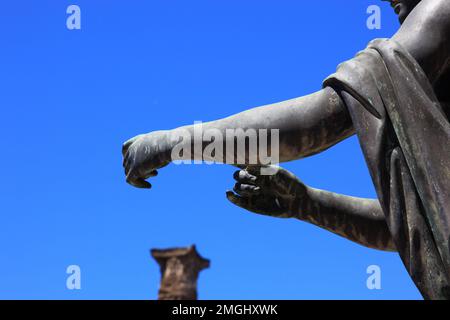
<box><xmin>122</xmin><ymin>0</ymin><xmax>450</xmax><ymax>299</ymax></box>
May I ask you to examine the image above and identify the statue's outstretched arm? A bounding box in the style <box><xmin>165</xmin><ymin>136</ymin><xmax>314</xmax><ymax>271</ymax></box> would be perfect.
<box><xmin>227</xmin><ymin>166</ymin><xmax>396</xmax><ymax>252</ymax></box>
<box><xmin>123</xmin><ymin>87</ymin><xmax>355</xmax><ymax>188</ymax></box>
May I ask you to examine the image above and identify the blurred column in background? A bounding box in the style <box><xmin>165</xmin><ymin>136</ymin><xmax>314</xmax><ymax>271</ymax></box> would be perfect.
<box><xmin>151</xmin><ymin>245</ymin><xmax>210</xmax><ymax>300</ymax></box>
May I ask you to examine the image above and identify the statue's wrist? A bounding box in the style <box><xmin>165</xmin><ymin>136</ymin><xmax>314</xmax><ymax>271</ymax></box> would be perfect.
<box><xmin>294</xmin><ymin>186</ymin><xmax>315</xmax><ymax>221</ymax></box>
<box><xmin>142</xmin><ymin>130</ymin><xmax>176</xmax><ymax>164</ymax></box>
<box><xmin>166</xmin><ymin>128</ymin><xmax>192</xmax><ymax>162</ymax></box>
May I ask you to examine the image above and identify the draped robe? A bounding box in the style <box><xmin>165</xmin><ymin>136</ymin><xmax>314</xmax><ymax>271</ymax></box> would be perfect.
<box><xmin>323</xmin><ymin>39</ymin><xmax>450</xmax><ymax>299</ymax></box>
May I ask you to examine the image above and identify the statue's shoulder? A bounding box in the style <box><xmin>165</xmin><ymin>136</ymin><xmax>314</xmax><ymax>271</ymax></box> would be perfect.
<box><xmin>392</xmin><ymin>0</ymin><xmax>450</xmax><ymax>85</ymax></box>
<box><xmin>419</xmin><ymin>0</ymin><xmax>450</xmax><ymax>30</ymax></box>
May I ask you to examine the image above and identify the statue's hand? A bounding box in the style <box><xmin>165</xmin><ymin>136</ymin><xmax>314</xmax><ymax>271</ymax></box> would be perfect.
<box><xmin>226</xmin><ymin>166</ymin><xmax>309</xmax><ymax>218</ymax></box>
<box><xmin>122</xmin><ymin>131</ymin><xmax>173</xmax><ymax>189</ymax></box>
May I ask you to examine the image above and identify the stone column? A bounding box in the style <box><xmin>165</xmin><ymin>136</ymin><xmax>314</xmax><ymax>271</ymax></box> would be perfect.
<box><xmin>151</xmin><ymin>245</ymin><xmax>210</xmax><ymax>300</ymax></box>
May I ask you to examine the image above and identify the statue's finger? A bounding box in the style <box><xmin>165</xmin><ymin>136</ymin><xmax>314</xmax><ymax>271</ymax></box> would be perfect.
<box><xmin>123</xmin><ymin>152</ymin><xmax>130</xmax><ymax>168</ymax></box>
<box><xmin>142</xmin><ymin>170</ymin><xmax>158</xmax><ymax>179</ymax></box>
<box><xmin>233</xmin><ymin>183</ymin><xmax>260</xmax><ymax>196</ymax></box>
<box><xmin>245</xmin><ymin>165</ymin><xmax>276</xmax><ymax>178</ymax></box>
<box><xmin>148</xmin><ymin>170</ymin><xmax>158</xmax><ymax>177</ymax></box>
<box><xmin>128</xmin><ymin>177</ymin><xmax>152</xmax><ymax>189</ymax></box>
<box><xmin>126</xmin><ymin>172</ymin><xmax>152</xmax><ymax>189</ymax></box>
<box><xmin>124</xmin><ymin>155</ymin><xmax>135</xmax><ymax>176</ymax></box>
<box><xmin>226</xmin><ymin>191</ymin><xmax>251</xmax><ymax>209</ymax></box>
<box><xmin>122</xmin><ymin>140</ymin><xmax>134</xmax><ymax>157</ymax></box>
<box><xmin>226</xmin><ymin>191</ymin><xmax>279</xmax><ymax>217</ymax></box>
<box><xmin>233</xmin><ymin>170</ymin><xmax>257</xmax><ymax>184</ymax></box>
<box><xmin>245</xmin><ymin>165</ymin><xmax>265</xmax><ymax>175</ymax></box>
<box><xmin>124</xmin><ymin>163</ymin><xmax>131</xmax><ymax>176</ymax></box>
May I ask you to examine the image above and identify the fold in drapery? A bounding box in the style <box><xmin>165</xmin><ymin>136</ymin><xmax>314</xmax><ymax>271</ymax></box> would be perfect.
<box><xmin>323</xmin><ymin>39</ymin><xmax>450</xmax><ymax>299</ymax></box>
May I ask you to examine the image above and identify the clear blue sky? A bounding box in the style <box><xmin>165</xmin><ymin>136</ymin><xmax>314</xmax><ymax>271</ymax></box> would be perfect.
<box><xmin>0</xmin><ymin>0</ymin><xmax>422</xmax><ymax>299</ymax></box>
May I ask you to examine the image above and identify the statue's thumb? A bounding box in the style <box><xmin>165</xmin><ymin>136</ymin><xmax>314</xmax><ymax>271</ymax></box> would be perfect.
<box><xmin>226</xmin><ymin>190</ymin><xmax>245</xmax><ymax>208</ymax></box>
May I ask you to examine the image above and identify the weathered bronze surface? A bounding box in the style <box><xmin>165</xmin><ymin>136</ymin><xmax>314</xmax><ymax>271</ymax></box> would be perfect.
<box><xmin>123</xmin><ymin>0</ymin><xmax>450</xmax><ymax>299</ymax></box>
